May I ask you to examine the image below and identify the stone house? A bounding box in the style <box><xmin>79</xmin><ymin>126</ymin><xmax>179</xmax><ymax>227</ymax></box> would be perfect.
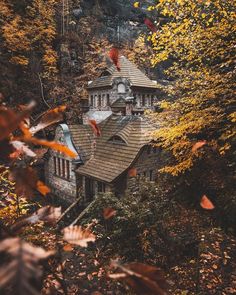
<box><xmin>87</xmin><ymin>56</ymin><xmax>158</xmax><ymax>115</ymax></box>
<box><xmin>45</xmin><ymin>56</ymin><xmax>161</xmax><ymax>204</ymax></box>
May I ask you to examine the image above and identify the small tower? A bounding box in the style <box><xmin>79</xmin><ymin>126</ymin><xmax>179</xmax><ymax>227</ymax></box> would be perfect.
<box><xmin>86</xmin><ymin>56</ymin><xmax>159</xmax><ymax>116</ymax></box>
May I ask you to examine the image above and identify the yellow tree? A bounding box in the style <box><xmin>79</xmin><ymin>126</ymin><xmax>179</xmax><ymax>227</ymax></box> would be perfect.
<box><xmin>144</xmin><ymin>0</ymin><xmax>236</xmax><ymax>176</ymax></box>
<box><xmin>0</xmin><ymin>0</ymin><xmax>58</xmax><ymax>76</ymax></box>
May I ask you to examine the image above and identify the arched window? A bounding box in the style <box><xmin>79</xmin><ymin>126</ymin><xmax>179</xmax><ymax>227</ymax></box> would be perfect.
<box><xmin>98</xmin><ymin>95</ymin><xmax>101</xmax><ymax>107</ymax></box>
<box><xmin>118</xmin><ymin>83</ymin><xmax>126</xmax><ymax>93</ymax></box>
<box><xmin>90</xmin><ymin>95</ymin><xmax>94</xmax><ymax>106</ymax></box>
<box><xmin>107</xmin><ymin>94</ymin><xmax>110</xmax><ymax>106</ymax></box>
<box><xmin>109</xmin><ymin>135</ymin><xmax>127</xmax><ymax>145</ymax></box>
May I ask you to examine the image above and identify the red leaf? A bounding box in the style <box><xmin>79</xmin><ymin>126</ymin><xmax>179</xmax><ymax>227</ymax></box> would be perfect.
<box><xmin>109</xmin><ymin>47</ymin><xmax>121</xmax><ymax>71</ymax></box>
<box><xmin>144</xmin><ymin>18</ymin><xmax>157</xmax><ymax>32</ymax></box>
<box><xmin>200</xmin><ymin>195</ymin><xmax>215</xmax><ymax>210</ymax></box>
<box><xmin>89</xmin><ymin>120</ymin><xmax>101</xmax><ymax>137</ymax></box>
<box><xmin>103</xmin><ymin>208</ymin><xmax>117</xmax><ymax>220</ymax></box>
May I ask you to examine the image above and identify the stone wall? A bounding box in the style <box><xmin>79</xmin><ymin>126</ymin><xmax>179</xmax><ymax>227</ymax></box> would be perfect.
<box><xmin>126</xmin><ymin>145</ymin><xmax>161</xmax><ymax>194</ymax></box>
<box><xmin>45</xmin><ymin>126</ymin><xmax>78</xmax><ymax>204</ymax></box>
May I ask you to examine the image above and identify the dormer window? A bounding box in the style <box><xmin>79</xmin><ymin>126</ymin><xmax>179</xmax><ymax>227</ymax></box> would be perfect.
<box><xmin>109</xmin><ymin>135</ymin><xmax>127</xmax><ymax>145</ymax></box>
<box><xmin>118</xmin><ymin>83</ymin><xmax>126</xmax><ymax>93</ymax></box>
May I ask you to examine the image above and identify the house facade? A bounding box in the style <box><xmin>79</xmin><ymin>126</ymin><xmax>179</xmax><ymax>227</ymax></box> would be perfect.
<box><xmin>45</xmin><ymin>56</ymin><xmax>161</xmax><ymax>204</ymax></box>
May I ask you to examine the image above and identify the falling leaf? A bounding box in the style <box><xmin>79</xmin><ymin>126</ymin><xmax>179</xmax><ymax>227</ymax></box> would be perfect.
<box><xmin>192</xmin><ymin>140</ymin><xmax>207</xmax><ymax>152</ymax></box>
<box><xmin>9</xmin><ymin>167</ymin><xmax>51</xmax><ymax>198</ymax></box>
<box><xmin>11</xmin><ymin>206</ymin><xmax>61</xmax><ymax>232</ymax></box>
<box><xmin>10</xmin><ymin>140</ymin><xmax>36</xmax><ymax>158</ymax></box>
<box><xmin>128</xmin><ymin>168</ymin><xmax>137</xmax><ymax>177</ymax></box>
<box><xmin>36</xmin><ymin>180</ymin><xmax>51</xmax><ymax>196</ymax></box>
<box><xmin>0</xmin><ymin>237</ymin><xmax>54</xmax><ymax>294</ymax></box>
<box><xmin>23</xmin><ymin>137</ymin><xmax>77</xmax><ymax>158</ymax></box>
<box><xmin>30</xmin><ymin>106</ymin><xmax>66</xmax><ymax>134</ymax></box>
<box><xmin>200</xmin><ymin>195</ymin><xmax>215</xmax><ymax>210</ymax></box>
<box><xmin>103</xmin><ymin>208</ymin><xmax>117</xmax><ymax>220</ymax></box>
<box><xmin>0</xmin><ymin>103</ymin><xmax>35</xmax><ymax>141</ymax></box>
<box><xmin>109</xmin><ymin>47</ymin><xmax>120</xmax><ymax>71</ymax></box>
<box><xmin>144</xmin><ymin>18</ymin><xmax>157</xmax><ymax>32</ymax></box>
<box><xmin>63</xmin><ymin>225</ymin><xmax>96</xmax><ymax>247</ymax></box>
<box><xmin>109</xmin><ymin>261</ymin><xmax>170</xmax><ymax>295</ymax></box>
<box><xmin>89</xmin><ymin>119</ymin><xmax>101</xmax><ymax>137</ymax></box>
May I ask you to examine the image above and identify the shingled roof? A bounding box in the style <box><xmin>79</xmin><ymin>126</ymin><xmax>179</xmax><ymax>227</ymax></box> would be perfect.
<box><xmin>69</xmin><ymin>125</ymin><xmax>94</xmax><ymax>162</ymax></box>
<box><xmin>87</xmin><ymin>56</ymin><xmax>158</xmax><ymax>90</ymax></box>
<box><xmin>75</xmin><ymin>115</ymin><xmax>155</xmax><ymax>183</ymax></box>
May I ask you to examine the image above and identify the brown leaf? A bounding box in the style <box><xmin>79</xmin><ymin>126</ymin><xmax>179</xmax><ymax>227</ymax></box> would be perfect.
<box><xmin>62</xmin><ymin>225</ymin><xmax>96</xmax><ymax>247</ymax></box>
<box><xmin>30</xmin><ymin>106</ymin><xmax>66</xmax><ymax>134</ymax></box>
<box><xmin>0</xmin><ymin>103</ymin><xmax>34</xmax><ymax>141</ymax></box>
<box><xmin>103</xmin><ymin>208</ymin><xmax>117</xmax><ymax>220</ymax></box>
<box><xmin>9</xmin><ymin>167</ymin><xmax>50</xmax><ymax>198</ymax></box>
<box><xmin>109</xmin><ymin>261</ymin><xmax>170</xmax><ymax>295</ymax></box>
<box><xmin>11</xmin><ymin>206</ymin><xmax>61</xmax><ymax>232</ymax></box>
<box><xmin>0</xmin><ymin>237</ymin><xmax>54</xmax><ymax>294</ymax></box>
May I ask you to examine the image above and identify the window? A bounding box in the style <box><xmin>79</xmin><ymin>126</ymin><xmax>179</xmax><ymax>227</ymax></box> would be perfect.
<box><xmin>142</xmin><ymin>94</ymin><xmax>145</xmax><ymax>106</ymax></box>
<box><xmin>149</xmin><ymin>170</ymin><xmax>154</xmax><ymax>181</ymax></box>
<box><xmin>143</xmin><ymin>171</ymin><xmax>147</xmax><ymax>178</ymax></box>
<box><xmin>98</xmin><ymin>95</ymin><xmax>101</xmax><ymax>107</ymax></box>
<box><xmin>66</xmin><ymin>160</ymin><xmax>70</xmax><ymax>179</ymax></box>
<box><xmin>90</xmin><ymin>95</ymin><xmax>94</xmax><ymax>106</ymax></box>
<box><xmin>57</xmin><ymin>158</ymin><xmax>61</xmax><ymax>176</ymax></box>
<box><xmin>54</xmin><ymin>157</ymin><xmax>70</xmax><ymax>180</ymax></box>
<box><xmin>107</xmin><ymin>94</ymin><xmax>110</xmax><ymax>106</ymax></box>
<box><xmin>151</xmin><ymin>95</ymin><xmax>154</xmax><ymax>106</ymax></box>
<box><xmin>62</xmin><ymin>159</ymin><xmax>65</xmax><ymax>178</ymax></box>
<box><xmin>118</xmin><ymin>83</ymin><xmax>126</xmax><ymax>93</ymax></box>
<box><xmin>109</xmin><ymin>135</ymin><xmax>127</xmax><ymax>145</ymax></box>
<box><xmin>53</xmin><ymin>156</ymin><xmax>57</xmax><ymax>174</ymax></box>
<box><xmin>98</xmin><ymin>182</ymin><xmax>106</xmax><ymax>193</ymax></box>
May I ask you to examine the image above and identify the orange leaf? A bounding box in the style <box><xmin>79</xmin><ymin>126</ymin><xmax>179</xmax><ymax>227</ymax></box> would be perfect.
<box><xmin>63</xmin><ymin>244</ymin><xmax>74</xmax><ymax>252</ymax></box>
<box><xmin>192</xmin><ymin>140</ymin><xmax>207</xmax><ymax>152</ymax></box>
<box><xmin>128</xmin><ymin>168</ymin><xmax>137</xmax><ymax>177</ymax></box>
<box><xmin>200</xmin><ymin>195</ymin><xmax>215</xmax><ymax>210</ymax></box>
<box><xmin>36</xmin><ymin>180</ymin><xmax>51</xmax><ymax>196</ymax></box>
<box><xmin>103</xmin><ymin>208</ymin><xmax>117</xmax><ymax>220</ymax></box>
<box><xmin>24</xmin><ymin>137</ymin><xmax>77</xmax><ymax>158</ymax></box>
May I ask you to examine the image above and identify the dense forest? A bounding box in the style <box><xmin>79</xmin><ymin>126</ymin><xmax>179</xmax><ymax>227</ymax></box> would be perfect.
<box><xmin>0</xmin><ymin>1</ymin><xmax>235</xmax><ymax>294</ymax></box>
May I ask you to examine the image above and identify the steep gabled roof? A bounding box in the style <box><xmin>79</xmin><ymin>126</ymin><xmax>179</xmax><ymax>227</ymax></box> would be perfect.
<box><xmin>87</xmin><ymin>56</ymin><xmax>158</xmax><ymax>90</ymax></box>
<box><xmin>75</xmin><ymin>115</ymin><xmax>155</xmax><ymax>183</ymax></box>
<box><xmin>69</xmin><ymin>125</ymin><xmax>94</xmax><ymax>162</ymax></box>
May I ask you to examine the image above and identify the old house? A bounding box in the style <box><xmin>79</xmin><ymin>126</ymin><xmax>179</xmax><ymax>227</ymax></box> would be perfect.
<box><xmin>45</xmin><ymin>56</ymin><xmax>161</xmax><ymax>204</ymax></box>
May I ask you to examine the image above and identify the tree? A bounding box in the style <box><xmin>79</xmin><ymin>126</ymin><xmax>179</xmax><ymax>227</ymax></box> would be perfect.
<box><xmin>145</xmin><ymin>0</ymin><xmax>235</xmax><ymax>177</ymax></box>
